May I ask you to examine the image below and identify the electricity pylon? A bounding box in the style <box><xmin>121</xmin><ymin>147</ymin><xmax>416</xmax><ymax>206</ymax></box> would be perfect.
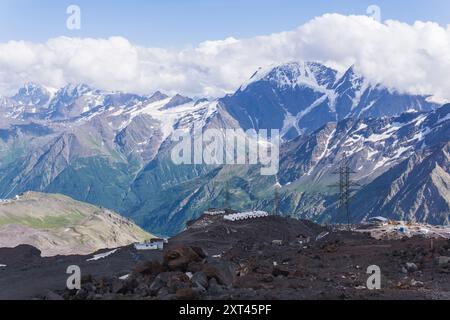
<box><xmin>224</xmin><ymin>183</ymin><xmax>231</xmax><ymax>210</ymax></box>
<box><xmin>273</xmin><ymin>182</ymin><xmax>280</xmax><ymax>216</ymax></box>
<box><xmin>330</xmin><ymin>154</ymin><xmax>359</xmax><ymax>230</ymax></box>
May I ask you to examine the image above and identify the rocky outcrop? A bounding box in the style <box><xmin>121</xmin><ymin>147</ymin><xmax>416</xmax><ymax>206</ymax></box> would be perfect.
<box><xmin>39</xmin><ymin>217</ymin><xmax>450</xmax><ymax>300</ymax></box>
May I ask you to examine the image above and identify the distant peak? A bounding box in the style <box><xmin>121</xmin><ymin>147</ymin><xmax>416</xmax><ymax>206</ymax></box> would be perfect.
<box><xmin>148</xmin><ymin>91</ymin><xmax>169</xmax><ymax>102</ymax></box>
<box><xmin>333</xmin><ymin>65</ymin><xmax>367</xmax><ymax>92</ymax></box>
<box><xmin>342</xmin><ymin>65</ymin><xmax>361</xmax><ymax>78</ymax></box>
<box><xmin>70</xmin><ymin>83</ymin><xmax>92</xmax><ymax>91</ymax></box>
<box><xmin>58</xmin><ymin>83</ymin><xmax>93</xmax><ymax>97</ymax></box>
<box><xmin>23</xmin><ymin>82</ymin><xmax>42</xmax><ymax>89</ymax></box>
<box><xmin>16</xmin><ymin>82</ymin><xmax>49</xmax><ymax>94</ymax></box>
<box><xmin>194</xmin><ymin>97</ymin><xmax>209</xmax><ymax>106</ymax></box>
<box><xmin>11</xmin><ymin>83</ymin><xmax>52</xmax><ymax>105</ymax></box>
<box><xmin>161</xmin><ymin>94</ymin><xmax>193</xmax><ymax>110</ymax></box>
<box><xmin>241</xmin><ymin>61</ymin><xmax>338</xmax><ymax>91</ymax></box>
<box><xmin>172</xmin><ymin>93</ymin><xmax>190</xmax><ymax>100</ymax></box>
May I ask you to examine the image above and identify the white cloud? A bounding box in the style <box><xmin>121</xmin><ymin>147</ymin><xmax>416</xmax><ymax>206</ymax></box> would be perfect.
<box><xmin>1</xmin><ymin>14</ymin><xmax>450</xmax><ymax>100</ymax></box>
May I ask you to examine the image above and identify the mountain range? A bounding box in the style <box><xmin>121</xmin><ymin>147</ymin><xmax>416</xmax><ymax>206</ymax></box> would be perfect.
<box><xmin>0</xmin><ymin>61</ymin><xmax>448</xmax><ymax>235</ymax></box>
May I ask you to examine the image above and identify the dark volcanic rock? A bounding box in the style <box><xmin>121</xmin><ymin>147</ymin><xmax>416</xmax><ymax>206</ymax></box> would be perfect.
<box><xmin>165</xmin><ymin>272</ymin><xmax>191</xmax><ymax>294</ymax></box>
<box><xmin>191</xmin><ymin>271</ymin><xmax>209</xmax><ymax>289</ymax></box>
<box><xmin>5</xmin><ymin>217</ymin><xmax>450</xmax><ymax>301</ymax></box>
<box><xmin>133</xmin><ymin>260</ymin><xmax>165</xmax><ymax>276</ymax></box>
<box><xmin>149</xmin><ymin>272</ymin><xmax>174</xmax><ymax>295</ymax></box>
<box><xmin>175</xmin><ymin>287</ymin><xmax>201</xmax><ymax>300</ymax></box>
<box><xmin>202</xmin><ymin>260</ymin><xmax>236</xmax><ymax>286</ymax></box>
<box><xmin>43</xmin><ymin>290</ymin><xmax>64</xmax><ymax>300</ymax></box>
<box><xmin>191</xmin><ymin>246</ymin><xmax>208</xmax><ymax>259</ymax></box>
<box><xmin>272</xmin><ymin>265</ymin><xmax>290</xmax><ymax>277</ymax></box>
<box><xmin>164</xmin><ymin>246</ymin><xmax>202</xmax><ymax>271</ymax></box>
<box><xmin>187</xmin><ymin>261</ymin><xmax>205</xmax><ymax>273</ymax></box>
<box><xmin>0</xmin><ymin>245</ymin><xmax>42</xmax><ymax>266</ymax></box>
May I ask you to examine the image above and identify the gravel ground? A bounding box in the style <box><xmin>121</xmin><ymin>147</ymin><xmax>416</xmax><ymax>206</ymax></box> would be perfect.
<box><xmin>1</xmin><ymin>215</ymin><xmax>449</xmax><ymax>300</ymax></box>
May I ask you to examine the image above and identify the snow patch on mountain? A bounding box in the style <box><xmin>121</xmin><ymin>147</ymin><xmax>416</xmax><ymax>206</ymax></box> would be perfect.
<box><xmin>111</xmin><ymin>96</ymin><xmax>219</xmax><ymax>141</ymax></box>
<box><xmin>240</xmin><ymin>61</ymin><xmax>337</xmax><ymax>92</ymax></box>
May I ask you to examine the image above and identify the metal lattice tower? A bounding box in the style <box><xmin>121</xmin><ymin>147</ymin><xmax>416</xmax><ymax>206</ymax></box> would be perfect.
<box><xmin>273</xmin><ymin>184</ymin><xmax>280</xmax><ymax>216</ymax></box>
<box><xmin>331</xmin><ymin>154</ymin><xmax>358</xmax><ymax>230</ymax></box>
<box><xmin>224</xmin><ymin>183</ymin><xmax>231</xmax><ymax>210</ymax></box>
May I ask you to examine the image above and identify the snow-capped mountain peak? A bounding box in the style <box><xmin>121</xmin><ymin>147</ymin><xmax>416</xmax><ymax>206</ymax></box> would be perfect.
<box><xmin>11</xmin><ymin>82</ymin><xmax>53</xmax><ymax>107</ymax></box>
<box><xmin>56</xmin><ymin>83</ymin><xmax>94</xmax><ymax>98</ymax></box>
<box><xmin>147</xmin><ymin>91</ymin><xmax>169</xmax><ymax>102</ymax></box>
<box><xmin>333</xmin><ymin>66</ymin><xmax>367</xmax><ymax>93</ymax></box>
<box><xmin>223</xmin><ymin>61</ymin><xmax>440</xmax><ymax>139</ymax></box>
<box><xmin>241</xmin><ymin>61</ymin><xmax>338</xmax><ymax>92</ymax></box>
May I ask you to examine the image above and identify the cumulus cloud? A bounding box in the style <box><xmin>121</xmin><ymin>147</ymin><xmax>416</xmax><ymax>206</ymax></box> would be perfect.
<box><xmin>1</xmin><ymin>14</ymin><xmax>450</xmax><ymax>100</ymax></box>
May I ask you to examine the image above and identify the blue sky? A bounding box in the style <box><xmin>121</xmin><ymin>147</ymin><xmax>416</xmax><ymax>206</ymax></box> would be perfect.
<box><xmin>2</xmin><ymin>0</ymin><xmax>450</xmax><ymax>99</ymax></box>
<box><xmin>1</xmin><ymin>0</ymin><xmax>450</xmax><ymax>47</ymax></box>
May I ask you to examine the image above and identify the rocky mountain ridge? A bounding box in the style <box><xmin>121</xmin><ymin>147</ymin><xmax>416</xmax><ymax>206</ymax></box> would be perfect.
<box><xmin>0</xmin><ymin>61</ymin><xmax>447</xmax><ymax>235</ymax></box>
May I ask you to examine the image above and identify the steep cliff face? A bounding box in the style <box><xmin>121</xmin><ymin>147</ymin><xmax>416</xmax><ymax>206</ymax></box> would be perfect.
<box><xmin>124</xmin><ymin>104</ymin><xmax>450</xmax><ymax>235</ymax></box>
<box><xmin>222</xmin><ymin>62</ymin><xmax>437</xmax><ymax>138</ymax></box>
<box><xmin>346</xmin><ymin>142</ymin><xmax>450</xmax><ymax>225</ymax></box>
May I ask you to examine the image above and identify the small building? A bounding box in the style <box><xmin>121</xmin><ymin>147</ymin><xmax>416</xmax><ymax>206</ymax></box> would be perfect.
<box><xmin>204</xmin><ymin>208</ymin><xmax>226</xmax><ymax>215</ymax></box>
<box><xmin>368</xmin><ymin>216</ymin><xmax>389</xmax><ymax>225</ymax></box>
<box><xmin>134</xmin><ymin>238</ymin><xmax>165</xmax><ymax>251</ymax></box>
<box><xmin>224</xmin><ymin>211</ymin><xmax>269</xmax><ymax>221</ymax></box>
<box><xmin>272</xmin><ymin>240</ymin><xmax>283</xmax><ymax>246</ymax></box>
